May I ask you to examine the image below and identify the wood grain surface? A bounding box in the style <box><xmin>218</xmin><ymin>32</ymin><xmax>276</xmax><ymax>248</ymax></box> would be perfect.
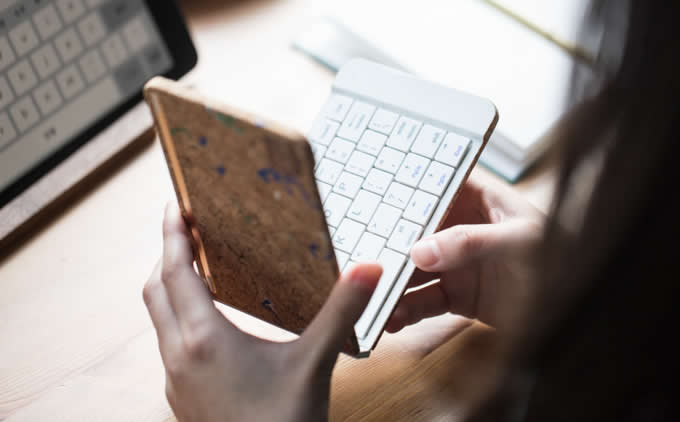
<box><xmin>0</xmin><ymin>0</ymin><xmax>558</xmax><ymax>421</ymax></box>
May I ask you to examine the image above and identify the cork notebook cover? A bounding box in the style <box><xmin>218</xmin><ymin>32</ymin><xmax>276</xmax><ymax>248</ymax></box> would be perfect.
<box><xmin>144</xmin><ymin>77</ymin><xmax>359</xmax><ymax>354</ymax></box>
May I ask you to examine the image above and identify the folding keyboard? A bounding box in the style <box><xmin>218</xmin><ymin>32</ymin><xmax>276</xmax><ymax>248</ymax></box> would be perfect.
<box><xmin>308</xmin><ymin>59</ymin><xmax>497</xmax><ymax>353</ymax></box>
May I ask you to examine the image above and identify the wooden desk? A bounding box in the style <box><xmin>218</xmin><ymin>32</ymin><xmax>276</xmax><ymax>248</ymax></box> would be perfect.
<box><xmin>0</xmin><ymin>1</ymin><xmax>556</xmax><ymax>420</ymax></box>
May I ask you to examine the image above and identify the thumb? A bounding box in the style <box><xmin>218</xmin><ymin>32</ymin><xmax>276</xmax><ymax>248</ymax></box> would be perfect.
<box><xmin>301</xmin><ymin>262</ymin><xmax>382</xmax><ymax>362</ymax></box>
<box><xmin>410</xmin><ymin>220</ymin><xmax>532</xmax><ymax>272</ymax></box>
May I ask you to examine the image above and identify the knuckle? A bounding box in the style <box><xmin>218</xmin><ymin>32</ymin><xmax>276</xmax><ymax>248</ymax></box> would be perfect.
<box><xmin>142</xmin><ymin>278</ymin><xmax>162</xmax><ymax>306</ymax></box>
<box><xmin>164</xmin><ymin>383</ymin><xmax>176</xmax><ymax>406</ymax></box>
<box><xmin>160</xmin><ymin>261</ymin><xmax>183</xmax><ymax>285</ymax></box>
<box><xmin>164</xmin><ymin>357</ymin><xmax>187</xmax><ymax>382</ymax></box>
<box><xmin>457</xmin><ymin>227</ymin><xmax>483</xmax><ymax>257</ymax></box>
<box><xmin>183</xmin><ymin>325</ymin><xmax>217</xmax><ymax>362</ymax></box>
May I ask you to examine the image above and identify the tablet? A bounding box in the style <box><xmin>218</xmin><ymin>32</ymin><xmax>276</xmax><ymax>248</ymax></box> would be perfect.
<box><xmin>0</xmin><ymin>0</ymin><xmax>197</xmax><ymax>207</ymax></box>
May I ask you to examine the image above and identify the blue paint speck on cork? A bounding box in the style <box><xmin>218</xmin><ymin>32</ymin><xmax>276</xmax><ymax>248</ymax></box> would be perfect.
<box><xmin>217</xmin><ymin>165</ymin><xmax>226</xmax><ymax>175</ymax></box>
<box><xmin>199</xmin><ymin>136</ymin><xmax>208</xmax><ymax>146</ymax></box>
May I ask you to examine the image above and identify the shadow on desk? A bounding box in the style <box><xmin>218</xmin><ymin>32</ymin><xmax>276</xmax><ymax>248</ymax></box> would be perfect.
<box><xmin>179</xmin><ymin>0</ymin><xmax>276</xmax><ymax>17</ymax></box>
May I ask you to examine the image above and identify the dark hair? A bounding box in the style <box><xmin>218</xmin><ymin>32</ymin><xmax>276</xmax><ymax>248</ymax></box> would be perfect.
<box><xmin>471</xmin><ymin>1</ymin><xmax>680</xmax><ymax>420</ymax></box>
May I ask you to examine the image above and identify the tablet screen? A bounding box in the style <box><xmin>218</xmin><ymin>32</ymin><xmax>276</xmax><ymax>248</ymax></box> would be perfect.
<box><xmin>0</xmin><ymin>0</ymin><xmax>176</xmax><ymax>195</ymax></box>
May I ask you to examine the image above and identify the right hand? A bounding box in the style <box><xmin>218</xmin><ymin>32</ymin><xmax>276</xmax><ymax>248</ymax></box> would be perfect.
<box><xmin>386</xmin><ymin>171</ymin><xmax>545</xmax><ymax>333</ymax></box>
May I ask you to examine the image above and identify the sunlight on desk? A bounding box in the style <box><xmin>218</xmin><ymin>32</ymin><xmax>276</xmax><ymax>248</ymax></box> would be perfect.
<box><xmin>0</xmin><ymin>1</ymin><xmax>557</xmax><ymax>421</ymax></box>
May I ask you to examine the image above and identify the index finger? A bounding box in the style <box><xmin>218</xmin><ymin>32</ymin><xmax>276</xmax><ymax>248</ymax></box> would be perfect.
<box><xmin>161</xmin><ymin>202</ymin><xmax>220</xmax><ymax>334</ymax></box>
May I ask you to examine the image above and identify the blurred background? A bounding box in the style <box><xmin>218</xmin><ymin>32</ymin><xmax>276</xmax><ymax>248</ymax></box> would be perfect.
<box><xmin>0</xmin><ymin>1</ymin><xmax>592</xmax><ymax>421</ymax></box>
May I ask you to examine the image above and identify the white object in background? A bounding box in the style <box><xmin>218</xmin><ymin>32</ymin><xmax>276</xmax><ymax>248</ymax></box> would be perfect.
<box><xmin>294</xmin><ymin>0</ymin><xmax>591</xmax><ymax>182</ymax></box>
<box><xmin>488</xmin><ymin>0</ymin><xmax>593</xmax><ymax>57</ymax></box>
<box><xmin>292</xmin><ymin>16</ymin><xmax>409</xmax><ymax>73</ymax></box>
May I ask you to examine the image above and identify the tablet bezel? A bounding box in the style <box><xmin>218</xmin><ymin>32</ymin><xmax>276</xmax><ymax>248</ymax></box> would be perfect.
<box><xmin>0</xmin><ymin>0</ymin><xmax>198</xmax><ymax>208</ymax></box>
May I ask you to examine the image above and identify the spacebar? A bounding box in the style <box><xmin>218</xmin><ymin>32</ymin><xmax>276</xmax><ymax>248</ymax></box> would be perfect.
<box><xmin>0</xmin><ymin>77</ymin><xmax>124</xmax><ymax>189</ymax></box>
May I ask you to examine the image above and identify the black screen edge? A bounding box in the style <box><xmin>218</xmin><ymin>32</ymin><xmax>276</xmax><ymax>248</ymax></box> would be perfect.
<box><xmin>0</xmin><ymin>0</ymin><xmax>198</xmax><ymax>208</ymax></box>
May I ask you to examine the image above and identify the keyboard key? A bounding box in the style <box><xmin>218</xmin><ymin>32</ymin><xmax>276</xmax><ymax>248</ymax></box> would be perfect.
<box><xmin>337</xmin><ymin>101</ymin><xmax>375</xmax><ymax>142</ymax></box>
<box><xmin>143</xmin><ymin>45</ymin><xmax>171</xmax><ymax>76</ymax></box>
<box><xmin>328</xmin><ymin>227</ymin><xmax>336</xmax><ymax>237</ymax></box>
<box><xmin>316</xmin><ymin>158</ymin><xmax>343</xmax><ymax>185</ymax></box>
<box><xmin>101</xmin><ymin>33</ymin><xmax>128</xmax><ymax>68</ymax></box>
<box><xmin>411</xmin><ymin>124</ymin><xmax>446</xmax><ymax>158</ymax></box>
<box><xmin>0</xmin><ymin>113</ymin><xmax>17</xmax><ymax>149</ymax></box>
<box><xmin>0</xmin><ymin>36</ymin><xmax>16</xmax><ymax>72</ymax></box>
<box><xmin>333</xmin><ymin>218</ymin><xmax>365</xmax><ymax>253</ymax></box>
<box><xmin>33</xmin><ymin>80</ymin><xmax>63</xmax><ymax>115</ymax></box>
<box><xmin>333</xmin><ymin>171</ymin><xmax>363</xmax><ymax>199</ymax></box>
<box><xmin>395</xmin><ymin>153</ymin><xmax>430</xmax><ymax>188</ymax></box>
<box><xmin>57</xmin><ymin>0</ymin><xmax>87</xmax><ymax>23</ymax></box>
<box><xmin>355</xmin><ymin>248</ymin><xmax>406</xmax><ymax>338</ymax></box>
<box><xmin>9</xmin><ymin>21</ymin><xmax>39</xmax><ymax>56</ymax></box>
<box><xmin>403</xmin><ymin>190</ymin><xmax>438</xmax><ymax>225</ymax></box>
<box><xmin>436</xmin><ymin>133</ymin><xmax>470</xmax><ymax>168</ymax></box>
<box><xmin>308</xmin><ymin>118</ymin><xmax>339</xmax><ymax>146</ymax></box>
<box><xmin>387</xmin><ymin>219</ymin><xmax>423</xmax><ymax>254</ymax></box>
<box><xmin>351</xmin><ymin>232</ymin><xmax>386</xmax><ymax>262</ymax></box>
<box><xmin>316</xmin><ymin>180</ymin><xmax>332</xmax><ymax>202</ymax></box>
<box><xmin>79</xmin><ymin>49</ymin><xmax>107</xmax><ymax>83</ymax></box>
<box><xmin>326</xmin><ymin>137</ymin><xmax>355</xmax><ymax>164</ymax></box>
<box><xmin>386</xmin><ymin>116</ymin><xmax>422</xmax><ymax>152</ymax></box>
<box><xmin>144</xmin><ymin>45</ymin><xmax>172</xmax><ymax>77</ymax></box>
<box><xmin>100</xmin><ymin>0</ymin><xmax>139</xmax><ymax>31</ymax></box>
<box><xmin>112</xmin><ymin>57</ymin><xmax>146</xmax><ymax>94</ymax></box>
<box><xmin>1</xmin><ymin>78</ymin><xmax>123</xmax><ymax>188</ymax></box>
<box><xmin>419</xmin><ymin>161</ymin><xmax>455</xmax><ymax>196</ymax></box>
<box><xmin>10</xmin><ymin>96</ymin><xmax>41</xmax><ymax>132</ymax></box>
<box><xmin>78</xmin><ymin>12</ymin><xmax>108</xmax><ymax>46</ymax></box>
<box><xmin>8</xmin><ymin>3</ymin><xmax>29</xmax><ymax>23</ymax></box>
<box><xmin>368</xmin><ymin>108</ymin><xmax>399</xmax><ymax>135</ymax></box>
<box><xmin>32</xmin><ymin>5</ymin><xmax>63</xmax><ymax>40</ymax></box>
<box><xmin>375</xmin><ymin>147</ymin><xmax>405</xmax><ymax>174</ymax></box>
<box><xmin>323</xmin><ymin>94</ymin><xmax>353</xmax><ymax>121</ymax></box>
<box><xmin>344</xmin><ymin>150</ymin><xmax>374</xmax><ymax>177</ymax></box>
<box><xmin>335</xmin><ymin>249</ymin><xmax>350</xmax><ymax>270</ymax></box>
<box><xmin>0</xmin><ymin>76</ymin><xmax>15</xmax><ymax>109</ymax></box>
<box><xmin>347</xmin><ymin>190</ymin><xmax>381</xmax><ymax>224</ymax></box>
<box><xmin>310</xmin><ymin>143</ymin><xmax>326</xmax><ymax>168</ymax></box>
<box><xmin>56</xmin><ymin>65</ymin><xmax>85</xmax><ymax>99</ymax></box>
<box><xmin>122</xmin><ymin>15</ymin><xmax>150</xmax><ymax>53</ymax></box>
<box><xmin>362</xmin><ymin>168</ymin><xmax>392</xmax><ymax>196</ymax></box>
<box><xmin>323</xmin><ymin>193</ymin><xmax>351</xmax><ymax>227</ymax></box>
<box><xmin>356</xmin><ymin>129</ymin><xmax>387</xmax><ymax>156</ymax></box>
<box><xmin>54</xmin><ymin>28</ymin><xmax>84</xmax><ymax>63</ymax></box>
<box><xmin>7</xmin><ymin>60</ymin><xmax>38</xmax><ymax>96</ymax></box>
<box><xmin>30</xmin><ymin>44</ymin><xmax>61</xmax><ymax>79</ymax></box>
<box><xmin>367</xmin><ymin>203</ymin><xmax>402</xmax><ymax>238</ymax></box>
<box><xmin>384</xmin><ymin>182</ymin><xmax>414</xmax><ymax>209</ymax></box>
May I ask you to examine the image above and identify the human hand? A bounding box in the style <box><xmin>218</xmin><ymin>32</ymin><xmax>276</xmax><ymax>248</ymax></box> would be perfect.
<box><xmin>143</xmin><ymin>203</ymin><xmax>382</xmax><ymax>422</ymax></box>
<box><xmin>386</xmin><ymin>171</ymin><xmax>545</xmax><ymax>333</ymax></box>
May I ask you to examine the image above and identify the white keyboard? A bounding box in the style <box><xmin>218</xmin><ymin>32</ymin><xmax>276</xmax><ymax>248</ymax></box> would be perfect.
<box><xmin>311</xmin><ymin>94</ymin><xmax>471</xmax><ymax>338</ymax></box>
<box><xmin>0</xmin><ymin>0</ymin><xmax>173</xmax><ymax>191</ymax></box>
<box><xmin>309</xmin><ymin>59</ymin><xmax>497</xmax><ymax>353</ymax></box>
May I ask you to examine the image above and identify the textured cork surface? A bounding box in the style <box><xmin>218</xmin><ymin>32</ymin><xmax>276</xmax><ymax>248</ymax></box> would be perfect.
<box><xmin>144</xmin><ymin>78</ymin><xmax>357</xmax><ymax>352</ymax></box>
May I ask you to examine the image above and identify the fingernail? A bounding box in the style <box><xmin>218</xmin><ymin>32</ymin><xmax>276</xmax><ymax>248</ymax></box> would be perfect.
<box><xmin>411</xmin><ymin>238</ymin><xmax>440</xmax><ymax>267</ymax></box>
<box><xmin>346</xmin><ymin>263</ymin><xmax>382</xmax><ymax>290</ymax></box>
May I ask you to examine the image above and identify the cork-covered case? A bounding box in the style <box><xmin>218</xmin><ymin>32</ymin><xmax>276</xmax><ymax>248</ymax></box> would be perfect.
<box><xmin>144</xmin><ymin>77</ymin><xmax>359</xmax><ymax>354</ymax></box>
